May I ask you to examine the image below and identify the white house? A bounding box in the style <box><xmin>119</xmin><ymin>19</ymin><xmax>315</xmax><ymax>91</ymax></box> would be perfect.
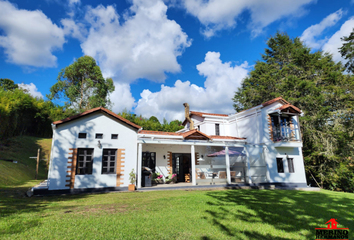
<box><xmin>44</xmin><ymin>97</ymin><xmax>307</xmax><ymax>193</ymax></box>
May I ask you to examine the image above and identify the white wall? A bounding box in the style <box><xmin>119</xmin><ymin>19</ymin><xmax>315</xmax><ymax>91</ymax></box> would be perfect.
<box><xmin>48</xmin><ymin>112</ymin><xmax>138</xmax><ymax>190</ymax></box>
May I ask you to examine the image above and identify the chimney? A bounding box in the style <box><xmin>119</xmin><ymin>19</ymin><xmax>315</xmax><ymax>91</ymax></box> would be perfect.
<box><xmin>183</xmin><ymin>103</ymin><xmax>194</xmax><ymax>130</ymax></box>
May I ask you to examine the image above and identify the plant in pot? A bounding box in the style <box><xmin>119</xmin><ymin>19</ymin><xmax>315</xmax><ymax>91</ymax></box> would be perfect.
<box><xmin>129</xmin><ymin>169</ymin><xmax>136</xmax><ymax>191</ymax></box>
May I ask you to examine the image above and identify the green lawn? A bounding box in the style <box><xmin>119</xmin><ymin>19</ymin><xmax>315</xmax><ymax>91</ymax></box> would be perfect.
<box><xmin>0</xmin><ymin>136</ymin><xmax>52</xmax><ymax>187</ymax></box>
<box><xmin>0</xmin><ymin>186</ymin><xmax>353</xmax><ymax>240</ymax></box>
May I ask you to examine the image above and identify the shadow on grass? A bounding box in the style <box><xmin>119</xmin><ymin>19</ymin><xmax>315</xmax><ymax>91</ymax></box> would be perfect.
<box><xmin>0</xmin><ymin>186</ymin><xmax>97</xmax><ymax>236</ymax></box>
<box><xmin>203</xmin><ymin>189</ymin><xmax>354</xmax><ymax>239</ymax></box>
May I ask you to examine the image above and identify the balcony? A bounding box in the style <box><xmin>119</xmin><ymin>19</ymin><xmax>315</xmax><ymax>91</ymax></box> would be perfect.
<box><xmin>272</xmin><ymin>125</ymin><xmax>301</xmax><ymax>142</ymax></box>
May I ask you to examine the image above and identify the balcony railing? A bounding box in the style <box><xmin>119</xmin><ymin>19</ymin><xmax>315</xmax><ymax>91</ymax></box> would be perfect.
<box><xmin>272</xmin><ymin>125</ymin><xmax>300</xmax><ymax>142</ymax></box>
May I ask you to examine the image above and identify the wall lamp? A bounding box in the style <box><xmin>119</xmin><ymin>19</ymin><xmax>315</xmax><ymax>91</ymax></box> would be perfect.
<box><xmin>97</xmin><ymin>140</ymin><xmax>102</xmax><ymax>148</ymax></box>
<box><xmin>163</xmin><ymin>155</ymin><xmax>166</xmax><ymax>159</ymax></box>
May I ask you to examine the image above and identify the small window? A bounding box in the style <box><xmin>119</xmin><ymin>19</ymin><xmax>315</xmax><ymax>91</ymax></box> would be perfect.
<box><xmin>276</xmin><ymin>158</ymin><xmax>284</xmax><ymax>173</ymax></box>
<box><xmin>198</xmin><ymin>126</ymin><xmax>200</xmax><ymax>131</ymax></box>
<box><xmin>288</xmin><ymin>158</ymin><xmax>294</xmax><ymax>173</ymax></box>
<box><xmin>111</xmin><ymin>134</ymin><xmax>118</xmax><ymax>139</ymax></box>
<box><xmin>78</xmin><ymin>133</ymin><xmax>87</xmax><ymax>139</ymax></box>
<box><xmin>76</xmin><ymin>148</ymin><xmax>94</xmax><ymax>175</ymax></box>
<box><xmin>215</xmin><ymin>124</ymin><xmax>220</xmax><ymax>136</ymax></box>
<box><xmin>101</xmin><ymin>149</ymin><xmax>117</xmax><ymax>174</ymax></box>
<box><xmin>95</xmin><ymin>133</ymin><xmax>103</xmax><ymax>139</ymax></box>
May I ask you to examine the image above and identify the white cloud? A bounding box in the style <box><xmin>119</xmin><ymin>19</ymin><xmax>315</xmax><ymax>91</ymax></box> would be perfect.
<box><xmin>110</xmin><ymin>83</ymin><xmax>136</xmax><ymax>113</ymax></box>
<box><xmin>80</xmin><ymin>0</ymin><xmax>191</xmax><ymax>83</ymax></box>
<box><xmin>301</xmin><ymin>9</ymin><xmax>343</xmax><ymax>49</ymax></box>
<box><xmin>0</xmin><ymin>0</ymin><xmax>66</xmax><ymax>67</ymax></box>
<box><xmin>182</xmin><ymin>0</ymin><xmax>315</xmax><ymax>37</ymax></box>
<box><xmin>322</xmin><ymin>17</ymin><xmax>354</xmax><ymax>63</ymax></box>
<box><xmin>18</xmin><ymin>83</ymin><xmax>44</xmax><ymax>98</ymax></box>
<box><xmin>68</xmin><ymin>0</ymin><xmax>80</xmax><ymax>6</ymax></box>
<box><xmin>134</xmin><ymin>51</ymin><xmax>249</xmax><ymax>121</ymax></box>
<box><xmin>61</xmin><ymin>18</ymin><xmax>86</xmax><ymax>41</ymax></box>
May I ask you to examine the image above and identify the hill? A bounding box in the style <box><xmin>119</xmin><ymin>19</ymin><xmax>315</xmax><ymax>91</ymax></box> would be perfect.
<box><xmin>0</xmin><ymin>136</ymin><xmax>52</xmax><ymax>187</ymax></box>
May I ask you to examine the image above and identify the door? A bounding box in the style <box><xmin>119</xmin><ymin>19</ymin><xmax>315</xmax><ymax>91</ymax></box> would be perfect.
<box><xmin>172</xmin><ymin>153</ymin><xmax>191</xmax><ymax>182</ymax></box>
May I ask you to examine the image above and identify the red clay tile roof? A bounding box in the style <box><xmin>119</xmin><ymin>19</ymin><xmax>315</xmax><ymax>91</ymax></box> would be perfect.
<box><xmin>262</xmin><ymin>97</ymin><xmax>290</xmax><ymax>107</ymax></box>
<box><xmin>190</xmin><ymin>111</ymin><xmax>228</xmax><ymax>117</ymax></box>
<box><xmin>276</xmin><ymin>104</ymin><xmax>302</xmax><ymax>113</ymax></box>
<box><xmin>210</xmin><ymin>135</ymin><xmax>246</xmax><ymax>140</ymax></box>
<box><xmin>53</xmin><ymin>107</ymin><xmax>141</xmax><ymax>130</ymax></box>
<box><xmin>138</xmin><ymin>130</ymin><xmax>181</xmax><ymax>136</ymax></box>
<box><xmin>181</xmin><ymin>129</ymin><xmax>211</xmax><ymax>140</ymax></box>
<box><xmin>182</xmin><ymin>111</ymin><xmax>229</xmax><ymax>126</ymax></box>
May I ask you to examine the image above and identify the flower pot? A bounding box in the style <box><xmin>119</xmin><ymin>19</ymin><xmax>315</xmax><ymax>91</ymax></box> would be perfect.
<box><xmin>128</xmin><ymin>184</ymin><xmax>136</xmax><ymax>191</ymax></box>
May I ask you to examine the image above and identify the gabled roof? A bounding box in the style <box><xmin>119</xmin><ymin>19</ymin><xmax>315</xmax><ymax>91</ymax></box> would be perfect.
<box><xmin>190</xmin><ymin>111</ymin><xmax>228</xmax><ymax>118</ymax></box>
<box><xmin>262</xmin><ymin>97</ymin><xmax>290</xmax><ymax>107</ymax></box>
<box><xmin>53</xmin><ymin>107</ymin><xmax>141</xmax><ymax>130</ymax></box>
<box><xmin>181</xmin><ymin>129</ymin><xmax>211</xmax><ymax>140</ymax></box>
<box><xmin>182</xmin><ymin>111</ymin><xmax>229</xmax><ymax>126</ymax></box>
<box><xmin>276</xmin><ymin>104</ymin><xmax>302</xmax><ymax>113</ymax></box>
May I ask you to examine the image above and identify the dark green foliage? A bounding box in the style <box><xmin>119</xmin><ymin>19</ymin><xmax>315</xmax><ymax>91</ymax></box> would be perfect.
<box><xmin>339</xmin><ymin>28</ymin><xmax>354</xmax><ymax>73</ymax></box>
<box><xmin>47</xmin><ymin>56</ymin><xmax>115</xmax><ymax>112</ymax></box>
<box><xmin>118</xmin><ymin>110</ymin><xmax>184</xmax><ymax>132</ymax></box>
<box><xmin>0</xmin><ymin>78</ymin><xmax>18</xmax><ymax>91</ymax></box>
<box><xmin>233</xmin><ymin>32</ymin><xmax>354</xmax><ymax>192</ymax></box>
<box><xmin>0</xmin><ymin>88</ymin><xmax>75</xmax><ymax>140</ymax></box>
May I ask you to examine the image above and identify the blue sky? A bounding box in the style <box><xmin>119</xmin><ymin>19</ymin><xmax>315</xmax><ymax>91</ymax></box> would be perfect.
<box><xmin>0</xmin><ymin>0</ymin><xmax>353</xmax><ymax>121</ymax></box>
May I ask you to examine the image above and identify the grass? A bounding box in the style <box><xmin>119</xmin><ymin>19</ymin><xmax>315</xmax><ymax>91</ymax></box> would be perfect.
<box><xmin>0</xmin><ymin>136</ymin><xmax>52</xmax><ymax>187</ymax></box>
<box><xmin>0</xmin><ymin>187</ymin><xmax>353</xmax><ymax>239</ymax></box>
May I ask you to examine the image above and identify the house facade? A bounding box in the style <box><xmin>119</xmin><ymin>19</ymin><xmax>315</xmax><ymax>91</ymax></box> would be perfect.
<box><xmin>46</xmin><ymin>97</ymin><xmax>307</xmax><ymax>192</ymax></box>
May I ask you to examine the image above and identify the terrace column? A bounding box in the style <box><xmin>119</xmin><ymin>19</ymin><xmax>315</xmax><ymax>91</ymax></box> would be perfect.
<box><xmin>244</xmin><ymin>145</ymin><xmax>252</xmax><ymax>184</ymax></box>
<box><xmin>191</xmin><ymin>144</ymin><xmax>196</xmax><ymax>185</ymax></box>
<box><xmin>137</xmin><ymin>143</ymin><xmax>142</xmax><ymax>189</ymax></box>
<box><xmin>225</xmin><ymin>146</ymin><xmax>231</xmax><ymax>185</ymax></box>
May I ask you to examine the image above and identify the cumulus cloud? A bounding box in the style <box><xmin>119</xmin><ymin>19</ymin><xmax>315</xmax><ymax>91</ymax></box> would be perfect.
<box><xmin>18</xmin><ymin>83</ymin><xmax>44</xmax><ymax>98</ymax></box>
<box><xmin>134</xmin><ymin>52</ymin><xmax>249</xmax><ymax>121</ymax></box>
<box><xmin>80</xmin><ymin>0</ymin><xmax>191</xmax><ymax>83</ymax></box>
<box><xmin>322</xmin><ymin>17</ymin><xmax>354</xmax><ymax>63</ymax></box>
<box><xmin>182</xmin><ymin>0</ymin><xmax>315</xmax><ymax>37</ymax></box>
<box><xmin>301</xmin><ymin>9</ymin><xmax>344</xmax><ymax>49</ymax></box>
<box><xmin>110</xmin><ymin>83</ymin><xmax>136</xmax><ymax>113</ymax></box>
<box><xmin>61</xmin><ymin>18</ymin><xmax>86</xmax><ymax>41</ymax></box>
<box><xmin>0</xmin><ymin>0</ymin><xmax>65</xmax><ymax>67</ymax></box>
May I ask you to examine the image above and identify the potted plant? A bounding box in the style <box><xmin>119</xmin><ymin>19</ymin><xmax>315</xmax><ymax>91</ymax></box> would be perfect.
<box><xmin>129</xmin><ymin>169</ymin><xmax>136</xmax><ymax>191</ymax></box>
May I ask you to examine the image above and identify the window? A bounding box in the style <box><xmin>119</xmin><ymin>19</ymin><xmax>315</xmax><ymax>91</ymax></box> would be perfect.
<box><xmin>288</xmin><ymin>158</ymin><xmax>294</xmax><ymax>173</ymax></box>
<box><xmin>215</xmin><ymin>124</ymin><xmax>220</xmax><ymax>136</ymax></box>
<box><xmin>111</xmin><ymin>134</ymin><xmax>118</xmax><ymax>139</ymax></box>
<box><xmin>142</xmin><ymin>152</ymin><xmax>156</xmax><ymax>172</ymax></box>
<box><xmin>95</xmin><ymin>133</ymin><xmax>103</xmax><ymax>139</ymax></box>
<box><xmin>78</xmin><ymin>133</ymin><xmax>87</xmax><ymax>139</ymax></box>
<box><xmin>76</xmin><ymin>148</ymin><xmax>94</xmax><ymax>175</ymax></box>
<box><xmin>101</xmin><ymin>149</ymin><xmax>116</xmax><ymax>174</ymax></box>
<box><xmin>198</xmin><ymin>125</ymin><xmax>200</xmax><ymax>131</ymax></box>
<box><xmin>276</xmin><ymin>158</ymin><xmax>284</xmax><ymax>173</ymax></box>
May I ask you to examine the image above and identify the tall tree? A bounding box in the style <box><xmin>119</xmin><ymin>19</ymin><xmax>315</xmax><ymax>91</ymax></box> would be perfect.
<box><xmin>233</xmin><ymin>32</ymin><xmax>354</xmax><ymax>192</ymax></box>
<box><xmin>47</xmin><ymin>56</ymin><xmax>115</xmax><ymax>111</ymax></box>
<box><xmin>339</xmin><ymin>28</ymin><xmax>354</xmax><ymax>74</ymax></box>
<box><xmin>0</xmin><ymin>78</ymin><xmax>18</xmax><ymax>91</ymax></box>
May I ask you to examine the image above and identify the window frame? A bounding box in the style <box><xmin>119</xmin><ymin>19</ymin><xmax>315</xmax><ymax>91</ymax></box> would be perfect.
<box><xmin>276</xmin><ymin>158</ymin><xmax>284</xmax><ymax>173</ymax></box>
<box><xmin>76</xmin><ymin>148</ymin><xmax>94</xmax><ymax>175</ymax></box>
<box><xmin>101</xmin><ymin>149</ymin><xmax>117</xmax><ymax>174</ymax></box>
<box><xmin>78</xmin><ymin>133</ymin><xmax>87</xmax><ymax>139</ymax></box>
<box><xmin>111</xmin><ymin>134</ymin><xmax>118</xmax><ymax>139</ymax></box>
<box><xmin>95</xmin><ymin>133</ymin><xmax>103</xmax><ymax>139</ymax></box>
<box><xmin>215</xmin><ymin>123</ymin><xmax>220</xmax><ymax>136</ymax></box>
<box><xmin>287</xmin><ymin>158</ymin><xmax>295</xmax><ymax>173</ymax></box>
